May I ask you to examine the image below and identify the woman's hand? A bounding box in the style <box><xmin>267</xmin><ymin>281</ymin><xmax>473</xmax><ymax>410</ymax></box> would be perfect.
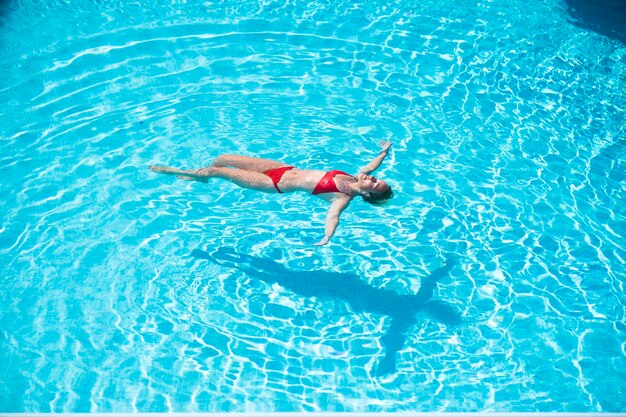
<box><xmin>379</xmin><ymin>140</ymin><xmax>392</xmax><ymax>153</ymax></box>
<box><xmin>313</xmin><ymin>236</ymin><xmax>330</xmax><ymax>246</ymax></box>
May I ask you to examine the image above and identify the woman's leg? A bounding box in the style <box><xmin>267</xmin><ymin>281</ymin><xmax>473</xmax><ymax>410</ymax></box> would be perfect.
<box><xmin>150</xmin><ymin>165</ymin><xmax>210</xmax><ymax>182</ymax></box>
<box><xmin>150</xmin><ymin>165</ymin><xmax>276</xmax><ymax>192</ymax></box>
<box><xmin>150</xmin><ymin>152</ymin><xmax>292</xmax><ymax>184</ymax></box>
<box><xmin>211</xmin><ymin>154</ymin><xmax>290</xmax><ymax>173</ymax></box>
<box><xmin>200</xmin><ymin>167</ymin><xmax>276</xmax><ymax>192</ymax></box>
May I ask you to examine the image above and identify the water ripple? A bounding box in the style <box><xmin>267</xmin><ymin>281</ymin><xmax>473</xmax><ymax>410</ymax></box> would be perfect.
<box><xmin>1</xmin><ymin>0</ymin><xmax>626</xmax><ymax>413</ymax></box>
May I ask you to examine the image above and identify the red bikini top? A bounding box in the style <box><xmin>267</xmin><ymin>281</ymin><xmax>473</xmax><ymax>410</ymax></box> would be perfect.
<box><xmin>312</xmin><ymin>170</ymin><xmax>350</xmax><ymax>195</ymax></box>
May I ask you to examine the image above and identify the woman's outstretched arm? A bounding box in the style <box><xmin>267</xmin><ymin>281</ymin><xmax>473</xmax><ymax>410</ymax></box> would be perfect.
<box><xmin>358</xmin><ymin>141</ymin><xmax>392</xmax><ymax>174</ymax></box>
<box><xmin>313</xmin><ymin>197</ymin><xmax>352</xmax><ymax>246</ymax></box>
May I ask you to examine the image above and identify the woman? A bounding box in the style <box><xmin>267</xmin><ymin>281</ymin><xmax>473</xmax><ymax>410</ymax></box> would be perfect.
<box><xmin>150</xmin><ymin>141</ymin><xmax>393</xmax><ymax>245</ymax></box>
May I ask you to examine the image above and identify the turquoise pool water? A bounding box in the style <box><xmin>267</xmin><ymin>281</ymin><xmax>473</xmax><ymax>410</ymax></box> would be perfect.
<box><xmin>1</xmin><ymin>0</ymin><xmax>625</xmax><ymax>412</ymax></box>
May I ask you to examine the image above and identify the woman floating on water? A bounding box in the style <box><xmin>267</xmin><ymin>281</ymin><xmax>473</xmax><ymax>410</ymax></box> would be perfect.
<box><xmin>150</xmin><ymin>141</ymin><xmax>393</xmax><ymax>245</ymax></box>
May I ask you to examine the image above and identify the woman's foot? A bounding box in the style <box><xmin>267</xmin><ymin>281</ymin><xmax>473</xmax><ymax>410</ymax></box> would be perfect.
<box><xmin>150</xmin><ymin>165</ymin><xmax>174</xmax><ymax>174</ymax></box>
<box><xmin>150</xmin><ymin>165</ymin><xmax>212</xmax><ymax>182</ymax></box>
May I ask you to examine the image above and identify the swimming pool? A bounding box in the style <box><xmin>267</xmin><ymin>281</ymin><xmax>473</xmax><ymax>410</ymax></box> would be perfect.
<box><xmin>1</xmin><ymin>0</ymin><xmax>625</xmax><ymax>412</ymax></box>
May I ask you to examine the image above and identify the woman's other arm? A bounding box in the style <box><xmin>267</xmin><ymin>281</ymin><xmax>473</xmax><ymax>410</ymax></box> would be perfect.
<box><xmin>313</xmin><ymin>197</ymin><xmax>352</xmax><ymax>246</ymax></box>
<box><xmin>358</xmin><ymin>141</ymin><xmax>392</xmax><ymax>174</ymax></box>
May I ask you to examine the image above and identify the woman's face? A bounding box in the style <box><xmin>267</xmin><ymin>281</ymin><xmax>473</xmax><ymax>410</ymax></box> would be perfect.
<box><xmin>357</xmin><ymin>173</ymin><xmax>389</xmax><ymax>195</ymax></box>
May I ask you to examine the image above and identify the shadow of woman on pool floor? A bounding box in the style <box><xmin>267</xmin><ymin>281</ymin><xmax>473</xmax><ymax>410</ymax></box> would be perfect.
<box><xmin>565</xmin><ymin>0</ymin><xmax>626</xmax><ymax>43</ymax></box>
<box><xmin>192</xmin><ymin>247</ymin><xmax>462</xmax><ymax>376</ymax></box>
